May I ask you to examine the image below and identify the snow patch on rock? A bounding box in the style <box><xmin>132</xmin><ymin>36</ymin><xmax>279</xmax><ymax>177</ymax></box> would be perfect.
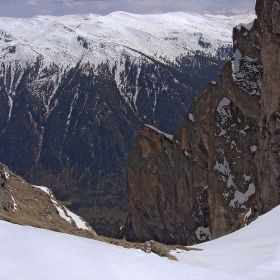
<box><xmin>33</xmin><ymin>185</ymin><xmax>93</xmax><ymax>231</ymax></box>
<box><xmin>231</xmin><ymin>50</ymin><xmax>263</xmax><ymax>96</ymax></box>
<box><xmin>11</xmin><ymin>195</ymin><xmax>18</xmax><ymax>212</ymax></box>
<box><xmin>188</xmin><ymin>113</ymin><xmax>195</xmax><ymax>122</ymax></box>
<box><xmin>195</xmin><ymin>226</ymin><xmax>212</xmax><ymax>241</ymax></box>
<box><xmin>236</xmin><ymin>20</ymin><xmax>254</xmax><ymax>31</ymax></box>
<box><xmin>250</xmin><ymin>145</ymin><xmax>257</xmax><ymax>152</ymax></box>
<box><xmin>145</xmin><ymin>124</ymin><xmax>173</xmax><ymax>141</ymax></box>
<box><xmin>216</xmin><ymin>97</ymin><xmax>232</xmax><ymax>137</ymax></box>
<box><xmin>4</xmin><ymin>172</ymin><xmax>9</xmax><ymax>179</ymax></box>
<box><xmin>229</xmin><ymin>183</ymin><xmax>255</xmax><ymax>209</ymax></box>
<box><xmin>214</xmin><ymin>149</ymin><xmax>236</xmax><ymax>188</ymax></box>
<box><xmin>33</xmin><ymin>185</ymin><xmax>51</xmax><ymax>195</ymax></box>
<box><xmin>244</xmin><ymin>208</ymin><xmax>252</xmax><ymax>221</ymax></box>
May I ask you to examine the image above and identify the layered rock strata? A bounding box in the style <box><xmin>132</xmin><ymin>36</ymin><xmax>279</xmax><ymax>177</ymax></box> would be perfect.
<box><xmin>125</xmin><ymin>0</ymin><xmax>279</xmax><ymax>245</ymax></box>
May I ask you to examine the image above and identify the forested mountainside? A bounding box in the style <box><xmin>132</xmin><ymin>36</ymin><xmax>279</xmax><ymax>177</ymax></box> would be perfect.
<box><xmin>124</xmin><ymin>0</ymin><xmax>280</xmax><ymax>245</ymax></box>
<box><xmin>0</xmin><ymin>12</ymin><xmax>254</xmax><ymax>236</ymax></box>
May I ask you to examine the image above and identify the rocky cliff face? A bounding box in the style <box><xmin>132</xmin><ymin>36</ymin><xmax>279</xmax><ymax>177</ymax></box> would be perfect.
<box><xmin>256</xmin><ymin>0</ymin><xmax>280</xmax><ymax>214</ymax></box>
<box><xmin>0</xmin><ymin>12</ymin><xmax>243</xmax><ymax>237</ymax></box>
<box><xmin>125</xmin><ymin>0</ymin><xmax>279</xmax><ymax>245</ymax></box>
<box><xmin>0</xmin><ymin>162</ymin><xmax>97</xmax><ymax>238</ymax></box>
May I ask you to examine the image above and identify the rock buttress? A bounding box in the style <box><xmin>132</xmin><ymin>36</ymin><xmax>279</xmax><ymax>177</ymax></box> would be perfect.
<box><xmin>126</xmin><ymin>125</ymin><xmax>210</xmax><ymax>245</ymax></box>
<box><xmin>257</xmin><ymin>0</ymin><xmax>280</xmax><ymax>214</ymax></box>
<box><xmin>124</xmin><ymin>0</ymin><xmax>279</xmax><ymax>245</ymax></box>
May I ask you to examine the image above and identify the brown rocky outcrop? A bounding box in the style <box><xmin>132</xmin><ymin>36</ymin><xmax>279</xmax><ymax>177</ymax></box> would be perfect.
<box><xmin>257</xmin><ymin>0</ymin><xmax>280</xmax><ymax>215</ymax></box>
<box><xmin>0</xmin><ymin>162</ymin><xmax>97</xmax><ymax>239</ymax></box>
<box><xmin>124</xmin><ymin>0</ymin><xmax>279</xmax><ymax>245</ymax></box>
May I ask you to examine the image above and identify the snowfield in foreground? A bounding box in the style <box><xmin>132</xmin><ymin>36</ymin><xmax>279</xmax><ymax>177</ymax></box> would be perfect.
<box><xmin>1</xmin><ymin>205</ymin><xmax>280</xmax><ymax>279</ymax></box>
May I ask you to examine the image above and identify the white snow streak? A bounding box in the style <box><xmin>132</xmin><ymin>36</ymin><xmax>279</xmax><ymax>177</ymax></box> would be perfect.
<box><xmin>65</xmin><ymin>208</ymin><xmax>92</xmax><ymax>230</ymax></box>
<box><xmin>11</xmin><ymin>195</ymin><xmax>18</xmax><ymax>211</ymax></box>
<box><xmin>33</xmin><ymin>185</ymin><xmax>50</xmax><ymax>195</ymax></box>
<box><xmin>33</xmin><ymin>185</ymin><xmax>92</xmax><ymax>230</ymax></box>
<box><xmin>145</xmin><ymin>124</ymin><xmax>173</xmax><ymax>141</ymax></box>
<box><xmin>244</xmin><ymin>208</ymin><xmax>252</xmax><ymax>221</ymax></box>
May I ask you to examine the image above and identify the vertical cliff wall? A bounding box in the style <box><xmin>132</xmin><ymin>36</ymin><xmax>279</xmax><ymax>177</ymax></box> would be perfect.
<box><xmin>256</xmin><ymin>0</ymin><xmax>280</xmax><ymax>215</ymax></box>
<box><xmin>125</xmin><ymin>0</ymin><xmax>280</xmax><ymax>245</ymax></box>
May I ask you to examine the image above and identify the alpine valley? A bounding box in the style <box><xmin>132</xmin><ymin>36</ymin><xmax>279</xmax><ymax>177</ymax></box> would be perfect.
<box><xmin>0</xmin><ymin>12</ymin><xmax>254</xmax><ymax>236</ymax></box>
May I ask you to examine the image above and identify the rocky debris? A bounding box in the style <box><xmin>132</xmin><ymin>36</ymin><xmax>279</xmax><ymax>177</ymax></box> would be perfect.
<box><xmin>142</xmin><ymin>240</ymin><xmax>155</xmax><ymax>253</ymax></box>
<box><xmin>142</xmin><ymin>240</ymin><xmax>202</xmax><ymax>259</ymax></box>
<box><xmin>151</xmin><ymin>241</ymin><xmax>169</xmax><ymax>257</ymax></box>
<box><xmin>142</xmin><ymin>240</ymin><xmax>173</xmax><ymax>257</ymax></box>
<box><xmin>0</xmin><ymin>171</ymin><xmax>12</xmax><ymax>211</ymax></box>
<box><xmin>124</xmin><ymin>0</ymin><xmax>280</xmax><ymax>245</ymax></box>
<box><xmin>143</xmin><ymin>240</ymin><xmax>173</xmax><ymax>256</ymax></box>
<box><xmin>0</xmin><ymin>162</ymin><xmax>97</xmax><ymax>239</ymax></box>
<box><xmin>0</xmin><ymin>187</ymin><xmax>12</xmax><ymax>211</ymax></box>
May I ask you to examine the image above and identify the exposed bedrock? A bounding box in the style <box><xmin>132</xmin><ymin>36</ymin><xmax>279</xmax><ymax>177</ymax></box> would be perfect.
<box><xmin>125</xmin><ymin>0</ymin><xmax>280</xmax><ymax>245</ymax></box>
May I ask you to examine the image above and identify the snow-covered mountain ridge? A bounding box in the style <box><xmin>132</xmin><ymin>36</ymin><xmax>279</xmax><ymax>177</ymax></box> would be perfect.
<box><xmin>0</xmin><ymin>11</ymin><xmax>254</xmax><ymax>237</ymax></box>
<box><xmin>0</xmin><ymin>12</ymin><xmax>255</xmax><ymax>115</ymax></box>
<box><xmin>0</xmin><ymin>12</ymin><xmax>255</xmax><ymax>68</ymax></box>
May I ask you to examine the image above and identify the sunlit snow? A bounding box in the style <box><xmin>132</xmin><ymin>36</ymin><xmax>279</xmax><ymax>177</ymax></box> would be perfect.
<box><xmin>0</xmin><ymin>12</ymin><xmax>255</xmax><ymax>69</ymax></box>
<box><xmin>0</xmin><ymin>204</ymin><xmax>280</xmax><ymax>279</ymax></box>
<box><xmin>236</xmin><ymin>20</ymin><xmax>255</xmax><ymax>31</ymax></box>
<box><xmin>172</xmin><ymin>205</ymin><xmax>280</xmax><ymax>279</ymax></box>
<box><xmin>0</xmin><ymin>12</ymin><xmax>254</xmax><ymax>116</ymax></box>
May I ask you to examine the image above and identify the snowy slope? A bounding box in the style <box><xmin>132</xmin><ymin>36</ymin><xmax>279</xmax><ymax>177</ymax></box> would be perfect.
<box><xmin>171</xmin><ymin>206</ymin><xmax>280</xmax><ymax>279</ymax></box>
<box><xmin>0</xmin><ymin>12</ymin><xmax>255</xmax><ymax>69</ymax></box>
<box><xmin>1</xmin><ymin>205</ymin><xmax>280</xmax><ymax>279</ymax></box>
